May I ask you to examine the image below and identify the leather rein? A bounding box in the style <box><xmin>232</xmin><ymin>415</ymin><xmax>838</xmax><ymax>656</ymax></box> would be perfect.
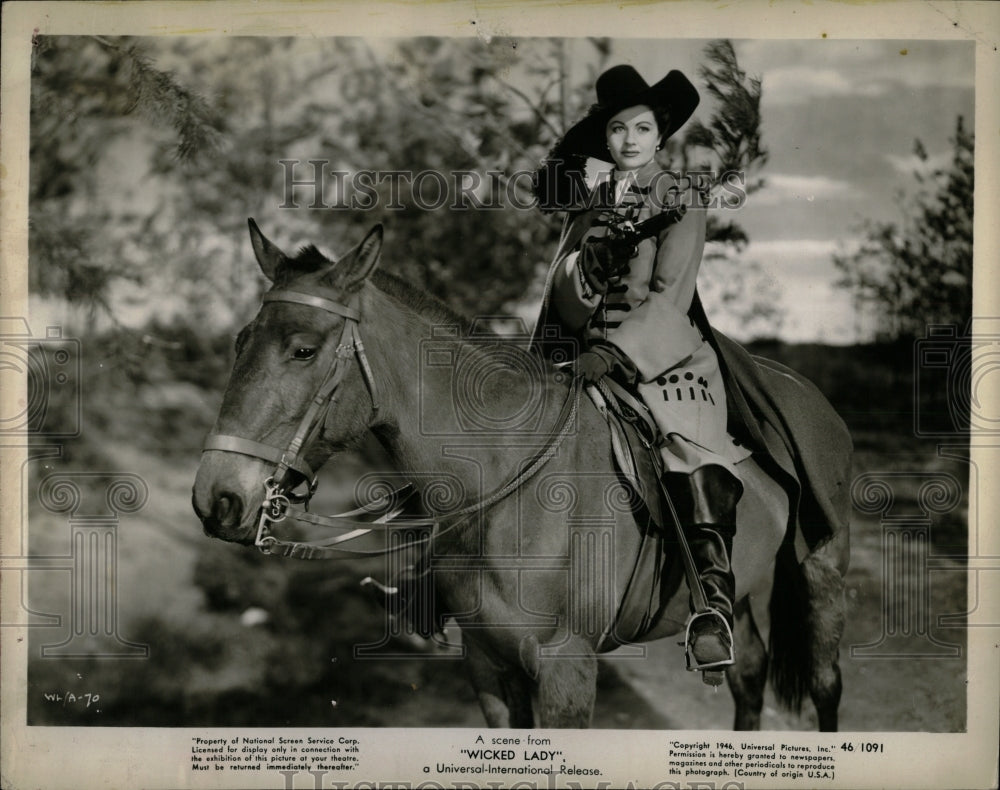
<box><xmin>202</xmin><ymin>287</ymin><xmax>581</xmax><ymax>561</ymax></box>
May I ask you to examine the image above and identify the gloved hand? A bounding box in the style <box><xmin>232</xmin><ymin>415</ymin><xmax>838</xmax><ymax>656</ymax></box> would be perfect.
<box><xmin>576</xmin><ymin>351</ymin><xmax>611</xmax><ymax>383</ymax></box>
<box><xmin>575</xmin><ymin>342</ymin><xmax>640</xmax><ymax>386</ymax></box>
<box><xmin>579</xmin><ymin>238</ymin><xmax>615</xmax><ymax>294</ymax></box>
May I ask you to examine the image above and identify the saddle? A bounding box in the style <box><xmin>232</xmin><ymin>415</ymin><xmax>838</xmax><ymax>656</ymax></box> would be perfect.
<box><xmin>373</xmin><ymin>375</ymin><xmax>798</xmax><ymax>654</ymax></box>
<box><xmin>586</xmin><ymin>377</ymin><xmax>786</xmax><ymax>654</ymax></box>
<box><xmin>584</xmin><ymin>379</ymin><xmax>685</xmax><ymax>651</ymax></box>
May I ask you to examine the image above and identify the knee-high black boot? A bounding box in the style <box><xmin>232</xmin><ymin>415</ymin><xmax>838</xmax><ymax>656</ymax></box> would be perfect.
<box><xmin>684</xmin><ymin>464</ymin><xmax>743</xmax><ymax>668</ymax></box>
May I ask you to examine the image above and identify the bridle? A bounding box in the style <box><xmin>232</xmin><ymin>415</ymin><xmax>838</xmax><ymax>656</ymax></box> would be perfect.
<box><xmin>205</xmin><ymin>288</ymin><xmax>378</xmax><ymax>480</ymax></box>
<box><xmin>202</xmin><ymin>286</ymin><xmax>581</xmax><ymax>560</ymax></box>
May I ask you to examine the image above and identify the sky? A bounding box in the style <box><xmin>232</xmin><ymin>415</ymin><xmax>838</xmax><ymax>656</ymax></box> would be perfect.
<box><xmin>588</xmin><ymin>38</ymin><xmax>976</xmax><ymax>343</ymax></box>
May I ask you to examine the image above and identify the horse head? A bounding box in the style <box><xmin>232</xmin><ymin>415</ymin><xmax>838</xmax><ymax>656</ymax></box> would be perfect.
<box><xmin>192</xmin><ymin>219</ymin><xmax>383</xmax><ymax>543</ymax></box>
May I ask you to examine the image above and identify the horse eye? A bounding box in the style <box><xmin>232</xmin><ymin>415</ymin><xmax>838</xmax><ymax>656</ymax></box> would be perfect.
<box><xmin>293</xmin><ymin>347</ymin><xmax>316</xmax><ymax>361</ymax></box>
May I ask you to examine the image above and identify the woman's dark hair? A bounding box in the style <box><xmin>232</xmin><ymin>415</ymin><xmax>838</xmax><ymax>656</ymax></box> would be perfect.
<box><xmin>649</xmin><ymin>105</ymin><xmax>672</xmax><ymax>143</ymax></box>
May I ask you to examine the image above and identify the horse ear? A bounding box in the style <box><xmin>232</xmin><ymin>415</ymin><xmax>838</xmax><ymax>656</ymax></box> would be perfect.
<box><xmin>248</xmin><ymin>218</ymin><xmax>287</xmax><ymax>281</ymax></box>
<box><xmin>330</xmin><ymin>224</ymin><xmax>383</xmax><ymax>292</ymax></box>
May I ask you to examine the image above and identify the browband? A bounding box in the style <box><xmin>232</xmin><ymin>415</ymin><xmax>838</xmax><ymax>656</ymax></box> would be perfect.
<box><xmin>263</xmin><ymin>289</ymin><xmax>361</xmax><ymax>320</ymax></box>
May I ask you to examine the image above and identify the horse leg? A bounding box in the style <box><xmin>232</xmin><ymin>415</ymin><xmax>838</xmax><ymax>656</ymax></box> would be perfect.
<box><xmin>465</xmin><ymin>637</ymin><xmax>534</xmax><ymax>728</ymax></box>
<box><xmin>726</xmin><ymin>598</ymin><xmax>768</xmax><ymax>730</ymax></box>
<box><xmin>534</xmin><ymin>636</ymin><xmax>598</xmax><ymax>728</ymax></box>
<box><xmin>801</xmin><ymin>547</ymin><xmax>846</xmax><ymax>732</ymax></box>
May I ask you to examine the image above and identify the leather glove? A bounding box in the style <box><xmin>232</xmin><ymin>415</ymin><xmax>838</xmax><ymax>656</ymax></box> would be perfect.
<box><xmin>579</xmin><ymin>238</ymin><xmax>615</xmax><ymax>294</ymax></box>
<box><xmin>575</xmin><ymin>351</ymin><xmax>611</xmax><ymax>383</ymax></box>
<box><xmin>575</xmin><ymin>343</ymin><xmax>639</xmax><ymax>386</ymax></box>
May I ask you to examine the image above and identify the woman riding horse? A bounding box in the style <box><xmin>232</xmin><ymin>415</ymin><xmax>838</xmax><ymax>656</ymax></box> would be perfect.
<box><xmin>192</xmin><ymin>63</ymin><xmax>853</xmax><ymax>730</ymax></box>
<box><xmin>532</xmin><ymin>65</ymin><xmax>751</xmax><ymax>671</ymax></box>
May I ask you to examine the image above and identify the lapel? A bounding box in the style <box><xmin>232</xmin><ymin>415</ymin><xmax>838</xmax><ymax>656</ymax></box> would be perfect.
<box><xmin>606</xmin><ymin>159</ymin><xmax>663</xmax><ymax>211</ymax></box>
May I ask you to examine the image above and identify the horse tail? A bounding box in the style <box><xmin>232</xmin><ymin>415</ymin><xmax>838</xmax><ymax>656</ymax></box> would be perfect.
<box><xmin>768</xmin><ymin>529</ymin><xmax>849</xmax><ymax>719</ymax></box>
<box><xmin>767</xmin><ymin>541</ymin><xmax>810</xmax><ymax>713</ymax></box>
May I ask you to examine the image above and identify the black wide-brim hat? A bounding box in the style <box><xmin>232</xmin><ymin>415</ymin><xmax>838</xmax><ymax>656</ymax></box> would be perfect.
<box><xmin>556</xmin><ymin>65</ymin><xmax>700</xmax><ymax>161</ymax></box>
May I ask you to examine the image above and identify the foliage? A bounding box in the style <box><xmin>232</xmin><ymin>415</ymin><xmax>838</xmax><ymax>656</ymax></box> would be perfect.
<box><xmin>676</xmin><ymin>40</ymin><xmax>779</xmax><ymax>336</ymax></box>
<box><xmin>833</xmin><ymin>116</ymin><xmax>973</xmax><ymax>341</ymax></box>
<box><xmin>681</xmin><ymin>39</ymin><xmax>768</xmax><ymax>194</ymax></box>
<box><xmin>29</xmin><ymin>35</ymin><xmax>781</xmax><ymax>336</ymax></box>
<box><xmin>30</xmin><ymin>36</ymin><xmax>598</xmax><ymax>330</ymax></box>
<box><xmin>29</xmin><ymin>37</ymin><xmax>225</xmax><ymax>325</ymax></box>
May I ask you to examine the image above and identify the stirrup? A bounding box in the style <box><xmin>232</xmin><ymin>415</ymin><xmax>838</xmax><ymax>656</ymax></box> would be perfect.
<box><xmin>684</xmin><ymin>609</ymin><xmax>735</xmax><ymax>677</ymax></box>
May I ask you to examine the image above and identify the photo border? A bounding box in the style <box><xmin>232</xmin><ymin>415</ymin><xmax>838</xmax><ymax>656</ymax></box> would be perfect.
<box><xmin>2</xmin><ymin>2</ymin><xmax>998</xmax><ymax>789</ymax></box>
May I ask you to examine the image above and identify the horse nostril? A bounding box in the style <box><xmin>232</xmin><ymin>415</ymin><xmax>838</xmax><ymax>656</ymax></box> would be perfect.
<box><xmin>212</xmin><ymin>493</ymin><xmax>242</xmax><ymax>527</ymax></box>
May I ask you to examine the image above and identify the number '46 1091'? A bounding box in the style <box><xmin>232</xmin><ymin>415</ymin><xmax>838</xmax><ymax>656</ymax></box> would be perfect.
<box><xmin>841</xmin><ymin>742</ymin><xmax>884</xmax><ymax>753</ymax></box>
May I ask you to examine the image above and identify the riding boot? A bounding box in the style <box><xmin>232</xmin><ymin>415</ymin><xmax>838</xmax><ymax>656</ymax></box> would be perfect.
<box><xmin>684</xmin><ymin>464</ymin><xmax>742</xmax><ymax>669</ymax></box>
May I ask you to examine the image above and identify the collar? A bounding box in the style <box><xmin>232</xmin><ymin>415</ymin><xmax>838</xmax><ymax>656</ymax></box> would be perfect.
<box><xmin>614</xmin><ymin>158</ymin><xmax>662</xmax><ymax>189</ymax></box>
<box><xmin>583</xmin><ymin>157</ymin><xmax>614</xmax><ymax>192</ymax></box>
<box><xmin>582</xmin><ymin>158</ymin><xmax>664</xmax><ymax>204</ymax></box>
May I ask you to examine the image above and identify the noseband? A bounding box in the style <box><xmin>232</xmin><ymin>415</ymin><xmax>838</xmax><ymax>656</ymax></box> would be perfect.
<box><xmin>202</xmin><ymin>286</ymin><xmax>581</xmax><ymax>560</ymax></box>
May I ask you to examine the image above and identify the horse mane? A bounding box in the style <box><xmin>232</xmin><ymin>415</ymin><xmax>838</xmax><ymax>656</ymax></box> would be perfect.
<box><xmin>371</xmin><ymin>270</ymin><xmax>473</xmax><ymax>334</ymax></box>
<box><xmin>283</xmin><ymin>243</ymin><xmax>475</xmax><ymax>335</ymax></box>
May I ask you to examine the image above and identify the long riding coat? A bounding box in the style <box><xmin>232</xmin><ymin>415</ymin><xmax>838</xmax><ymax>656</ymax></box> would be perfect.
<box><xmin>532</xmin><ymin>159</ymin><xmax>853</xmax><ymax>558</ymax></box>
<box><xmin>543</xmin><ymin>159</ymin><xmax>748</xmax><ymax>476</ymax></box>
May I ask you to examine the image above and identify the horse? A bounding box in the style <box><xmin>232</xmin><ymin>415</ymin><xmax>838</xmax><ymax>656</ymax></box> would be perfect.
<box><xmin>192</xmin><ymin>219</ymin><xmax>850</xmax><ymax>730</ymax></box>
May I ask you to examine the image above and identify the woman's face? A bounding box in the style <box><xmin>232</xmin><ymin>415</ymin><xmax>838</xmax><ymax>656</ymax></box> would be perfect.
<box><xmin>605</xmin><ymin>105</ymin><xmax>661</xmax><ymax>171</ymax></box>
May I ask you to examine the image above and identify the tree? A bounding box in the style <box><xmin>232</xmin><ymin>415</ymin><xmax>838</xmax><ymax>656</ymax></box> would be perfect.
<box><xmin>678</xmin><ymin>40</ymin><xmax>780</xmax><ymax>337</ymax></box>
<box><xmin>29</xmin><ymin>36</ymin><xmax>611</xmax><ymax>329</ymax></box>
<box><xmin>29</xmin><ymin>36</ymin><xmax>224</xmax><ymax>327</ymax></box>
<box><xmin>833</xmin><ymin>116</ymin><xmax>973</xmax><ymax>341</ymax></box>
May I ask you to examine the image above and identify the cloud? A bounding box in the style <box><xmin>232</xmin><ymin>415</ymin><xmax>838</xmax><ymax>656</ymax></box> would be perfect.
<box><xmin>710</xmin><ymin>237</ymin><xmax>865</xmax><ymax>270</ymax></box>
<box><xmin>745</xmin><ymin>238</ymin><xmax>842</xmax><ymax>262</ymax></box>
<box><xmin>706</xmin><ymin>237</ymin><xmax>844</xmax><ymax>264</ymax></box>
<box><xmin>761</xmin><ymin>66</ymin><xmax>886</xmax><ymax>106</ymax></box>
<box><xmin>738</xmin><ymin>238</ymin><xmax>865</xmax><ymax>344</ymax></box>
<box><xmin>885</xmin><ymin>149</ymin><xmax>953</xmax><ymax>176</ymax></box>
<box><xmin>703</xmin><ymin>236</ymin><xmax>863</xmax><ymax>344</ymax></box>
<box><xmin>736</xmin><ymin>40</ymin><xmax>974</xmax><ymax>109</ymax></box>
<box><xmin>779</xmin><ymin>282</ymin><xmax>862</xmax><ymax>345</ymax></box>
<box><xmin>750</xmin><ymin>173</ymin><xmax>853</xmax><ymax>207</ymax></box>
